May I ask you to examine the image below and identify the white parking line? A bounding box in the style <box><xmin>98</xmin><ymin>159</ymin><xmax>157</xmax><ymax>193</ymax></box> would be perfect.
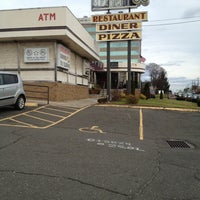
<box><xmin>87</xmin><ymin>138</ymin><xmax>145</xmax><ymax>152</ymax></box>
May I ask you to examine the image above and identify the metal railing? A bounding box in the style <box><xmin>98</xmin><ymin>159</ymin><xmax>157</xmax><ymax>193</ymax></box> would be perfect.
<box><xmin>24</xmin><ymin>84</ymin><xmax>50</xmax><ymax>104</ymax></box>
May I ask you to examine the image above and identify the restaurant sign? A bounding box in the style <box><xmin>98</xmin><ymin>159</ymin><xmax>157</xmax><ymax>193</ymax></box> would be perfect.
<box><xmin>91</xmin><ymin>0</ymin><xmax>149</xmax><ymax>11</ymax></box>
<box><xmin>92</xmin><ymin>12</ymin><xmax>148</xmax><ymax>23</ymax></box>
<box><xmin>96</xmin><ymin>31</ymin><xmax>141</xmax><ymax>41</ymax></box>
<box><xmin>96</xmin><ymin>22</ymin><xmax>141</xmax><ymax>32</ymax></box>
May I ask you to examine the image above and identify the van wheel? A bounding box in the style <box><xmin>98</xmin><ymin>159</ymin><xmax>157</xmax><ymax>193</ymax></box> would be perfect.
<box><xmin>15</xmin><ymin>96</ymin><xmax>25</xmax><ymax>110</ymax></box>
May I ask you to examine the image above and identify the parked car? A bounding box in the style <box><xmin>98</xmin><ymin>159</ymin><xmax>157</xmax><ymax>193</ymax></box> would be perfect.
<box><xmin>185</xmin><ymin>93</ymin><xmax>193</xmax><ymax>101</ymax></box>
<box><xmin>192</xmin><ymin>93</ymin><xmax>200</xmax><ymax>103</ymax></box>
<box><xmin>0</xmin><ymin>71</ymin><xmax>26</xmax><ymax>110</ymax></box>
<box><xmin>197</xmin><ymin>99</ymin><xmax>200</xmax><ymax>107</ymax></box>
<box><xmin>176</xmin><ymin>93</ymin><xmax>185</xmax><ymax>100</ymax></box>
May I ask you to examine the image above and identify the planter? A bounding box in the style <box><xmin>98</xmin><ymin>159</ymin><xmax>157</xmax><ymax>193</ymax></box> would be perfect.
<box><xmin>89</xmin><ymin>89</ymin><xmax>101</xmax><ymax>94</ymax></box>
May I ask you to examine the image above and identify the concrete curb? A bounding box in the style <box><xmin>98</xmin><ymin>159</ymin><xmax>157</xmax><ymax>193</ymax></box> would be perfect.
<box><xmin>96</xmin><ymin>104</ymin><xmax>200</xmax><ymax>112</ymax></box>
<box><xmin>26</xmin><ymin>98</ymin><xmax>98</xmax><ymax>108</ymax></box>
<box><xmin>26</xmin><ymin>98</ymin><xmax>200</xmax><ymax>112</ymax></box>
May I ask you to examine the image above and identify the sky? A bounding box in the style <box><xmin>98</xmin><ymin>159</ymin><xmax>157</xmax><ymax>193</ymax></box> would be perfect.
<box><xmin>0</xmin><ymin>0</ymin><xmax>200</xmax><ymax>92</ymax></box>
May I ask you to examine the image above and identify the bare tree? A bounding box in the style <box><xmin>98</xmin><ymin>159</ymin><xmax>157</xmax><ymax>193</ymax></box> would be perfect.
<box><xmin>146</xmin><ymin>63</ymin><xmax>170</xmax><ymax>94</ymax></box>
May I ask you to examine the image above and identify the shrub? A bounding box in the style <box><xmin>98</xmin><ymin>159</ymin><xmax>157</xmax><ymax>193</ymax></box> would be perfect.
<box><xmin>160</xmin><ymin>91</ymin><xmax>164</xmax><ymax>99</ymax></box>
<box><xmin>89</xmin><ymin>84</ymin><xmax>101</xmax><ymax>94</ymax></box>
<box><xmin>98</xmin><ymin>97</ymin><xmax>108</xmax><ymax>104</ymax></box>
<box><xmin>126</xmin><ymin>94</ymin><xmax>139</xmax><ymax>104</ymax></box>
<box><xmin>140</xmin><ymin>94</ymin><xmax>147</xmax><ymax>100</ymax></box>
<box><xmin>120</xmin><ymin>92</ymin><xmax>126</xmax><ymax>98</ymax></box>
<box><xmin>111</xmin><ymin>90</ymin><xmax>121</xmax><ymax>101</ymax></box>
<box><xmin>142</xmin><ymin>82</ymin><xmax>150</xmax><ymax>99</ymax></box>
<box><xmin>93</xmin><ymin>84</ymin><xmax>101</xmax><ymax>90</ymax></box>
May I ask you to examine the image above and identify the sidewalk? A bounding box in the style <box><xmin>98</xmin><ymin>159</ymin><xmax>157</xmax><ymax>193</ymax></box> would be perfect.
<box><xmin>26</xmin><ymin>96</ymin><xmax>99</xmax><ymax>108</ymax></box>
<box><xmin>26</xmin><ymin>97</ymin><xmax>200</xmax><ymax>112</ymax></box>
<box><xmin>48</xmin><ymin>98</ymin><xmax>98</xmax><ymax>108</ymax></box>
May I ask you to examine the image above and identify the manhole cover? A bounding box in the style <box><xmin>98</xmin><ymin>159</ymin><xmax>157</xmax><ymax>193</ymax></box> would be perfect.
<box><xmin>167</xmin><ymin>140</ymin><xmax>191</xmax><ymax>148</ymax></box>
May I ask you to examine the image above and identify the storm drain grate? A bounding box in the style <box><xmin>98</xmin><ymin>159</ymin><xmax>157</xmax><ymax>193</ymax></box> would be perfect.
<box><xmin>167</xmin><ymin>140</ymin><xmax>191</xmax><ymax>148</ymax></box>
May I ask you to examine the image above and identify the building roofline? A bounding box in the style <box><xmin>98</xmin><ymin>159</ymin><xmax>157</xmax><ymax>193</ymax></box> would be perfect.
<box><xmin>0</xmin><ymin>6</ymin><xmax>67</xmax><ymax>12</ymax></box>
<box><xmin>0</xmin><ymin>6</ymin><xmax>100</xmax><ymax>61</ymax></box>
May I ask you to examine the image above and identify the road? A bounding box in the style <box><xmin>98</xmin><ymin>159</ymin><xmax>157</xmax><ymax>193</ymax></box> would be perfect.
<box><xmin>0</xmin><ymin>104</ymin><xmax>200</xmax><ymax>200</ymax></box>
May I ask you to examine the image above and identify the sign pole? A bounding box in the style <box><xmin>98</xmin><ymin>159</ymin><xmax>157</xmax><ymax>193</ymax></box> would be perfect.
<box><xmin>127</xmin><ymin>40</ymin><xmax>132</xmax><ymax>94</ymax></box>
<box><xmin>107</xmin><ymin>40</ymin><xmax>111</xmax><ymax>101</ymax></box>
<box><xmin>127</xmin><ymin>7</ymin><xmax>132</xmax><ymax>94</ymax></box>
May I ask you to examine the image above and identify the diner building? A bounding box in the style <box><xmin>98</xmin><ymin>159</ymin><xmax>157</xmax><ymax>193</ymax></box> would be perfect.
<box><xmin>0</xmin><ymin>7</ymin><xmax>99</xmax><ymax>101</ymax></box>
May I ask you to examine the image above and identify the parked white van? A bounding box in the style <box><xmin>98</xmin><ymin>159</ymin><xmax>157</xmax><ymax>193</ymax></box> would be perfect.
<box><xmin>0</xmin><ymin>71</ymin><xmax>26</xmax><ymax>110</ymax></box>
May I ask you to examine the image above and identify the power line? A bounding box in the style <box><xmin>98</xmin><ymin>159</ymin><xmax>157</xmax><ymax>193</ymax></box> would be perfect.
<box><xmin>144</xmin><ymin>19</ymin><xmax>200</xmax><ymax>26</ymax></box>
<box><xmin>149</xmin><ymin>15</ymin><xmax>200</xmax><ymax>22</ymax></box>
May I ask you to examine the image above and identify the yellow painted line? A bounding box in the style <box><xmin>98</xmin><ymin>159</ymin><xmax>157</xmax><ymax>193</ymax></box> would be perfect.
<box><xmin>10</xmin><ymin>118</ymin><xmax>37</xmax><ymax>128</ymax></box>
<box><xmin>0</xmin><ymin>105</ymin><xmax>90</xmax><ymax>129</ymax></box>
<box><xmin>139</xmin><ymin>108</ymin><xmax>144</xmax><ymax>141</ymax></box>
<box><xmin>90</xmin><ymin>126</ymin><xmax>106</xmax><ymax>134</ymax></box>
<box><xmin>0</xmin><ymin>105</ymin><xmax>47</xmax><ymax>122</ymax></box>
<box><xmin>44</xmin><ymin>107</ymin><xmax>72</xmax><ymax>114</ymax></box>
<box><xmin>79</xmin><ymin>126</ymin><xmax>106</xmax><ymax>134</ymax></box>
<box><xmin>23</xmin><ymin>113</ymin><xmax>55</xmax><ymax>123</ymax></box>
<box><xmin>0</xmin><ymin>123</ymin><xmax>29</xmax><ymax>128</ymax></box>
<box><xmin>40</xmin><ymin>105</ymin><xmax>90</xmax><ymax>129</ymax></box>
<box><xmin>0</xmin><ymin>105</ymin><xmax>47</xmax><ymax>128</ymax></box>
<box><xmin>47</xmin><ymin>105</ymin><xmax>78</xmax><ymax>111</ymax></box>
<box><xmin>34</xmin><ymin>110</ymin><xmax>65</xmax><ymax>118</ymax></box>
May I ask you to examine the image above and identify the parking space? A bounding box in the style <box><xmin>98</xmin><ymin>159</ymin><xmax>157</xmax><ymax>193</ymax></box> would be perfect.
<box><xmin>0</xmin><ymin>104</ymin><xmax>200</xmax><ymax>200</ymax></box>
<box><xmin>0</xmin><ymin>105</ymin><xmax>82</xmax><ymax>129</ymax></box>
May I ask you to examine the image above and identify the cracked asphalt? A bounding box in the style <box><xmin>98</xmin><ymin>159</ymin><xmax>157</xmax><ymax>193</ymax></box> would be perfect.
<box><xmin>0</xmin><ymin>105</ymin><xmax>200</xmax><ymax>200</ymax></box>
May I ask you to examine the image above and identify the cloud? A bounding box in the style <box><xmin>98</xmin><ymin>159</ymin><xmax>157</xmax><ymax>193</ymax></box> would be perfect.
<box><xmin>141</xmin><ymin>73</ymin><xmax>195</xmax><ymax>92</ymax></box>
<box><xmin>168</xmin><ymin>77</ymin><xmax>194</xmax><ymax>91</ymax></box>
<box><xmin>141</xmin><ymin>71</ymin><xmax>150</xmax><ymax>82</ymax></box>
<box><xmin>160</xmin><ymin>61</ymin><xmax>184</xmax><ymax>67</ymax></box>
<box><xmin>183</xmin><ymin>7</ymin><xmax>200</xmax><ymax>17</ymax></box>
<box><xmin>169</xmin><ymin>77</ymin><xmax>191</xmax><ymax>83</ymax></box>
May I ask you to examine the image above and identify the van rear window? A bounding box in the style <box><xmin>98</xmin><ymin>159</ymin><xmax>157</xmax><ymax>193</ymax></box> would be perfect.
<box><xmin>0</xmin><ymin>74</ymin><xmax>18</xmax><ymax>85</ymax></box>
<box><xmin>0</xmin><ymin>75</ymin><xmax>3</xmax><ymax>85</ymax></box>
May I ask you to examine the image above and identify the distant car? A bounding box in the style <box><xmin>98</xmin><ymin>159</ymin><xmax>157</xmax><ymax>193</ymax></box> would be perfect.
<box><xmin>176</xmin><ymin>93</ymin><xmax>185</xmax><ymax>100</ymax></box>
<box><xmin>185</xmin><ymin>93</ymin><xmax>193</xmax><ymax>101</ymax></box>
<box><xmin>0</xmin><ymin>71</ymin><xmax>26</xmax><ymax>110</ymax></box>
<box><xmin>192</xmin><ymin>94</ymin><xmax>200</xmax><ymax>102</ymax></box>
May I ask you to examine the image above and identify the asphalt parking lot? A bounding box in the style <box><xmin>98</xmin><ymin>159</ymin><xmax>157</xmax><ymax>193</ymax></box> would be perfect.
<box><xmin>0</xmin><ymin>104</ymin><xmax>84</xmax><ymax>129</ymax></box>
<box><xmin>0</xmin><ymin>104</ymin><xmax>200</xmax><ymax>200</ymax></box>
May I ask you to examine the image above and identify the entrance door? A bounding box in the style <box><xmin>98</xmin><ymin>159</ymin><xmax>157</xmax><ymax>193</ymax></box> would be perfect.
<box><xmin>111</xmin><ymin>72</ymin><xmax>118</xmax><ymax>89</ymax></box>
<box><xmin>96</xmin><ymin>72</ymin><xmax>119</xmax><ymax>89</ymax></box>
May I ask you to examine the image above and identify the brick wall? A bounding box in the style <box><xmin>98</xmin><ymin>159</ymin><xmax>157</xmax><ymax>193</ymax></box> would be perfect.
<box><xmin>24</xmin><ymin>81</ymin><xmax>89</xmax><ymax>102</ymax></box>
